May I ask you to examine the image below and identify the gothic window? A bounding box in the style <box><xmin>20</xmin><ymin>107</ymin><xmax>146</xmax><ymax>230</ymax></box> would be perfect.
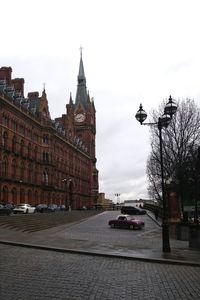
<box><xmin>34</xmin><ymin>164</ymin><xmax>38</xmax><ymax>184</ymax></box>
<box><xmin>20</xmin><ymin>188</ymin><xmax>25</xmax><ymax>203</ymax></box>
<box><xmin>28</xmin><ymin>189</ymin><xmax>32</xmax><ymax>204</ymax></box>
<box><xmin>2</xmin><ymin>131</ymin><xmax>8</xmax><ymax>149</ymax></box>
<box><xmin>43</xmin><ymin>171</ymin><xmax>48</xmax><ymax>185</ymax></box>
<box><xmin>2</xmin><ymin>186</ymin><xmax>8</xmax><ymax>203</ymax></box>
<box><xmin>12</xmin><ymin>188</ymin><xmax>17</xmax><ymax>204</ymax></box>
<box><xmin>43</xmin><ymin>152</ymin><xmax>49</xmax><ymax>162</ymax></box>
<box><xmin>40</xmin><ymin>192</ymin><xmax>44</xmax><ymax>204</ymax></box>
<box><xmin>11</xmin><ymin>120</ymin><xmax>17</xmax><ymax>131</ymax></box>
<box><xmin>28</xmin><ymin>163</ymin><xmax>32</xmax><ymax>182</ymax></box>
<box><xmin>2</xmin><ymin>114</ymin><xmax>9</xmax><ymax>127</ymax></box>
<box><xmin>34</xmin><ymin>191</ymin><xmax>38</xmax><ymax>204</ymax></box>
<box><xmin>43</xmin><ymin>134</ymin><xmax>49</xmax><ymax>144</ymax></box>
<box><xmin>20</xmin><ymin>140</ymin><xmax>25</xmax><ymax>156</ymax></box>
<box><xmin>28</xmin><ymin>143</ymin><xmax>32</xmax><ymax>159</ymax></box>
<box><xmin>20</xmin><ymin>160</ymin><xmax>25</xmax><ymax>180</ymax></box>
<box><xmin>12</xmin><ymin>135</ymin><xmax>17</xmax><ymax>153</ymax></box>
<box><xmin>34</xmin><ymin>146</ymin><xmax>38</xmax><ymax>160</ymax></box>
<box><xmin>11</xmin><ymin>159</ymin><xmax>17</xmax><ymax>177</ymax></box>
<box><xmin>2</xmin><ymin>157</ymin><xmax>8</xmax><ymax>177</ymax></box>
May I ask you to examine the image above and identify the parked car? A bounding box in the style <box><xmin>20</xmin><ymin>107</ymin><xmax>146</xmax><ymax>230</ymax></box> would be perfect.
<box><xmin>48</xmin><ymin>204</ymin><xmax>59</xmax><ymax>212</ymax></box>
<box><xmin>0</xmin><ymin>204</ymin><xmax>12</xmax><ymax>215</ymax></box>
<box><xmin>108</xmin><ymin>214</ymin><xmax>145</xmax><ymax>230</ymax></box>
<box><xmin>36</xmin><ymin>204</ymin><xmax>55</xmax><ymax>213</ymax></box>
<box><xmin>4</xmin><ymin>203</ymin><xmax>15</xmax><ymax>210</ymax></box>
<box><xmin>13</xmin><ymin>203</ymin><xmax>36</xmax><ymax>214</ymax></box>
<box><xmin>58</xmin><ymin>204</ymin><xmax>66</xmax><ymax>211</ymax></box>
<box><xmin>121</xmin><ymin>206</ymin><xmax>146</xmax><ymax>215</ymax></box>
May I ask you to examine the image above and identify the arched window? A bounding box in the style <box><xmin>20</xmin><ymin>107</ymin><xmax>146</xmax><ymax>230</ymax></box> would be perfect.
<box><xmin>34</xmin><ymin>165</ymin><xmax>38</xmax><ymax>184</ymax></box>
<box><xmin>2</xmin><ymin>157</ymin><xmax>8</xmax><ymax>177</ymax></box>
<box><xmin>43</xmin><ymin>152</ymin><xmax>49</xmax><ymax>162</ymax></box>
<box><xmin>28</xmin><ymin>189</ymin><xmax>32</xmax><ymax>204</ymax></box>
<box><xmin>20</xmin><ymin>188</ymin><xmax>25</xmax><ymax>203</ymax></box>
<box><xmin>28</xmin><ymin>143</ymin><xmax>32</xmax><ymax>159</ymax></box>
<box><xmin>12</xmin><ymin>135</ymin><xmax>17</xmax><ymax>153</ymax></box>
<box><xmin>43</xmin><ymin>171</ymin><xmax>48</xmax><ymax>185</ymax></box>
<box><xmin>11</xmin><ymin>188</ymin><xmax>17</xmax><ymax>204</ymax></box>
<box><xmin>2</xmin><ymin>131</ymin><xmax>8</xmax><ymax>149</ymax></box>
<box><xmin>43</xmin><ymin>134</ymin><xmax>49</xmax><ymax>144</ymax></box>
<box><xmin>34</xmin><ymin>191</ymin><xmax>39</xmax><ymax>205</ymax></box>
<box><xmin>40</xmin><ymin>192</ymin><xmax>44</xmax><ymax>203</ymax></box>
<box><xmin>2</xmin><ymin>185</ymin><xmax>8</xmax><ymax>203</ymax></box>
<box><xmin>20</xmin><ymin>160</ymin><xmax>25</xmax><ymax>180</ymax></box>
<box><xmin>28</xmin><ymin>163</ymin><xmax>32</xmax><ymax>182</ymax></box>
<box><xmin>11</xmin><ymin>159</ymin><xmax>17</xmax><ymax>177</ymax></box>
<box><xmin>34</xmin><ymin>146</ymin><xmax>38</xmax><ymax>160</ymax></box>
<box><xmin>20</xmin><ymin>139</ymin><xmax>24</xmax><ymax>156</ymax></box>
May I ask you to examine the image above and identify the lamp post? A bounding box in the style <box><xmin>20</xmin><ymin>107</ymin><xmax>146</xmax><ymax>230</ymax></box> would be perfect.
<box><xmin>135</xmin><ymin>95</ymin><xmax>177</xmax><ymax>253</ymax></box>
<box><xmin>62</xmin><ymin>178</ymin><xmax>72</xmax><ymax>211</ymax></box>
<box><xmin>19</xmin><ymin>180</ymin><xmax>23</xmax><ymax>203</ymax></box>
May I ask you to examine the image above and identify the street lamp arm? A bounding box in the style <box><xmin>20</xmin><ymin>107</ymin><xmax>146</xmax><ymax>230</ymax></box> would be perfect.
<box><xmin>141</xmin><ymin>122</ymin><xmax>158</xmax><ymax>126</ymax></box>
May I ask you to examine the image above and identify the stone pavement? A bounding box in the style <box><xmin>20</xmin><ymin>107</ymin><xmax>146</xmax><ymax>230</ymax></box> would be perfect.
<box><xmin>0</xmin><ymin>210</ymin><xmax>199</xmax><ymax>266</ymax></box>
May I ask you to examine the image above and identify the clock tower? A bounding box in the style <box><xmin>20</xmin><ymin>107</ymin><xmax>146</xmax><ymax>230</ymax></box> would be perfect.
<box><xmin>65</xmin><ymin>49</ymin><xmax>98</xmax><ymax>207</ymax></box>
<box><xmin>73</xmin><ymin>50</ymin><xmax>96</xmax><ymax>159</ymax></box>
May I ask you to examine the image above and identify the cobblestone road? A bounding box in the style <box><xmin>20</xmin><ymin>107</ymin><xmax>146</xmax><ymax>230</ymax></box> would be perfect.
<box><xmin>1</xmin><ymin>244</ymin><xmax>200</xmax><ymax>300</ymax></box>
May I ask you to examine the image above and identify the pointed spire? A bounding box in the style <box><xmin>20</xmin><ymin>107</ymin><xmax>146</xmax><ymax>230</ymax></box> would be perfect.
<box><xmin>75</xmin><ymin>47</ymin><xmax>88</xmax><ymax>109</ymax></box>
<box><xmin>78</xmin><ymin>46</ymin><xmax>86</xmax><ymax>82</ymax></box>
<box><xmin>87</xmin><ymin>90</ymin><xmax>90</xmax><ymax>103</ymax></box>
<box><xmin>42</xmin><ymin>83</ymin><xmax>46</xmax><ymax>98</ymax></box>
<box><xmin>69</xmin><ymin>92</ymin><xmax>73</xmax><ymax>105</ymax></box>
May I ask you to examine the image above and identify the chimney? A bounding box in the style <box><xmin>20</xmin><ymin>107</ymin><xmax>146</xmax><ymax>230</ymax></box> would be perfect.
<box><xmin>0</xmin><ymin>67</ymin><xmax>12</xmax><ymax>85</ymax></box>
<box><xmin>12</xmin><ymin>78</ymin><xmax>25</xmax><ymax>97</ymax></box>
<box><xmin>28</xmin><ymin>92</ymin><xmax>39</xmax><ymax>99</ymax></box>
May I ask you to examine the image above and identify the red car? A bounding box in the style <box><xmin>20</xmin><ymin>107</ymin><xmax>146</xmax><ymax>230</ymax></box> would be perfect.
<box><xmin>108</xmin><ymin>214</ymin><xmax>145</xmax><ymax>230</ymax></box>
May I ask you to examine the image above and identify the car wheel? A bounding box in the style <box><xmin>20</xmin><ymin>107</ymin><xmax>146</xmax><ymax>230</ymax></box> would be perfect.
<box><xmin>111</xmin><ymin>223</ymin><xmax>115</xmax><ymax>228</ymax></box>
<box><xmin>129</xmin><ymin>225</ymin><xmax>134</xmax><ymax>230</ymax></box>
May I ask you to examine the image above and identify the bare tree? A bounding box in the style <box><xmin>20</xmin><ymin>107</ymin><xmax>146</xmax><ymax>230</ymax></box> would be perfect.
<box><xmin>147</xmin><ymin>98</ymin><xmax>200</xmax><ymax>213</ymax></box>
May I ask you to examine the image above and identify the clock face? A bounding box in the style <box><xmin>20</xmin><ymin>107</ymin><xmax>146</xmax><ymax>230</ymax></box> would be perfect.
<box><xmin>74</xmin><ymin>113</ymin><xmax>85</xmax><ymax>122</ymax></box>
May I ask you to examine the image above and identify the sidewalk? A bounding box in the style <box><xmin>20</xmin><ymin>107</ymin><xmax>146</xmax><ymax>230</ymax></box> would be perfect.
<box><xmin>0</xmin><ymin>210</ymin><xmax>200</xmax><ymax>267</ymax></box>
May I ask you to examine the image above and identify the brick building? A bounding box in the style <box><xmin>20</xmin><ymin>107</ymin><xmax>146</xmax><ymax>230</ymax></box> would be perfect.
<box><xmin>0</xmin><ymin>54</ymin><xmax>99</xmax><ymax>209</ymax></box>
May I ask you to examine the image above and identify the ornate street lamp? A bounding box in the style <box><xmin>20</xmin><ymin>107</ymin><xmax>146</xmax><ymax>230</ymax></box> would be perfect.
<box><xmin>62</xmin><ymin>178</ymin><xmax>72</xmax><ymax>210</ymax></box>
<box><xmin>135</xmin><ymin>95</ymin><xmax>177</xmax><ymax>253</ymax></box>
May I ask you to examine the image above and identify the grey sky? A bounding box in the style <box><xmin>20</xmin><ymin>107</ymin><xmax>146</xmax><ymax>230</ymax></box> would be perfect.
<box><xmin>1</xmin><ymin>0</ymin><xmax>200</xmax><ymax>202</ymax></box>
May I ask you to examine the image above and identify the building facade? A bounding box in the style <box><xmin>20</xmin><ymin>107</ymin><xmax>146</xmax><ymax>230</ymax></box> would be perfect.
<box><xmin>0</xmin><ymin>54</ymin><xmax>99</xmax><ymax>209</ymax></box>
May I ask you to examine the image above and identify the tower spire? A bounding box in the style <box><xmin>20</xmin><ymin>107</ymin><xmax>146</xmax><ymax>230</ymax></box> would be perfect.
<box><xmin>75</xmin><ymin>46</ymin><xmax>88</xmax><ymax>109</ymax></box>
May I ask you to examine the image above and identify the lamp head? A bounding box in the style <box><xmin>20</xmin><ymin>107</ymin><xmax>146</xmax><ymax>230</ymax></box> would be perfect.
<box><xmin>160</xmin><ymin>113</ymin><xmax>171</xmax><ymax>128</ymax></box>
<box><xmin>135</xmin><ymin>104</ymin><xmax>147</xmax><ymax>124</ymax></box>
<box><xmin>164</xmin><ymin>95</ymin><xmax>177</xmax><ymax>117</ymax></box>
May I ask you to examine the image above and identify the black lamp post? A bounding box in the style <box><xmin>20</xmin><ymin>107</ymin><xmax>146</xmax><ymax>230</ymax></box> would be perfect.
<box><xmin>62</xmin><ymin>178</ymin><xmax>72</xmax><ymax>210</ymax></box>
<box><xmin>135</xmin><ymin>95</ymin><xmax>177</xmax><ymax>253</ymax></box>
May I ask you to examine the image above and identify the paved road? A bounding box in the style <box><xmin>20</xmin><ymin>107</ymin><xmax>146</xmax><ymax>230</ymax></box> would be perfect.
<box><xmin>0</xmin><ymin>243</ymin><xmax>200</xmax><ymax>300</ymax></box>
<box><xmin>0</xmin><ymin>211</ymin><xmax>199</xmax><ymax>263</ymax></box>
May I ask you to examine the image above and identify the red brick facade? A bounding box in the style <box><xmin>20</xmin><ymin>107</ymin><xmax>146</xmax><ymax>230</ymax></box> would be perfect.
<box><xmin>0</xmin><ymin>58</ymin><xmax>99</xmax><ymax>209</ymax></box>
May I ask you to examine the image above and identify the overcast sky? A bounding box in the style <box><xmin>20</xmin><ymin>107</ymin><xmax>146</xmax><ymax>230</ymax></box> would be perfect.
<box><xmin>2</xmin><ymin>0</ymin><xmax>200</xmax><ymax>202</ymax></box>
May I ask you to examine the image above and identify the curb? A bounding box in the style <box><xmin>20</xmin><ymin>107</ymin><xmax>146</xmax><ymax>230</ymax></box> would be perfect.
<box><xmin>0</xmin><ymin>240</ymin><xmax>200</xmax><ymax>268</ymax></box>
<box><xmin>146</xmin><ymin>211</ymin><xmax>162</xmax><ymax>227</ymax></box>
